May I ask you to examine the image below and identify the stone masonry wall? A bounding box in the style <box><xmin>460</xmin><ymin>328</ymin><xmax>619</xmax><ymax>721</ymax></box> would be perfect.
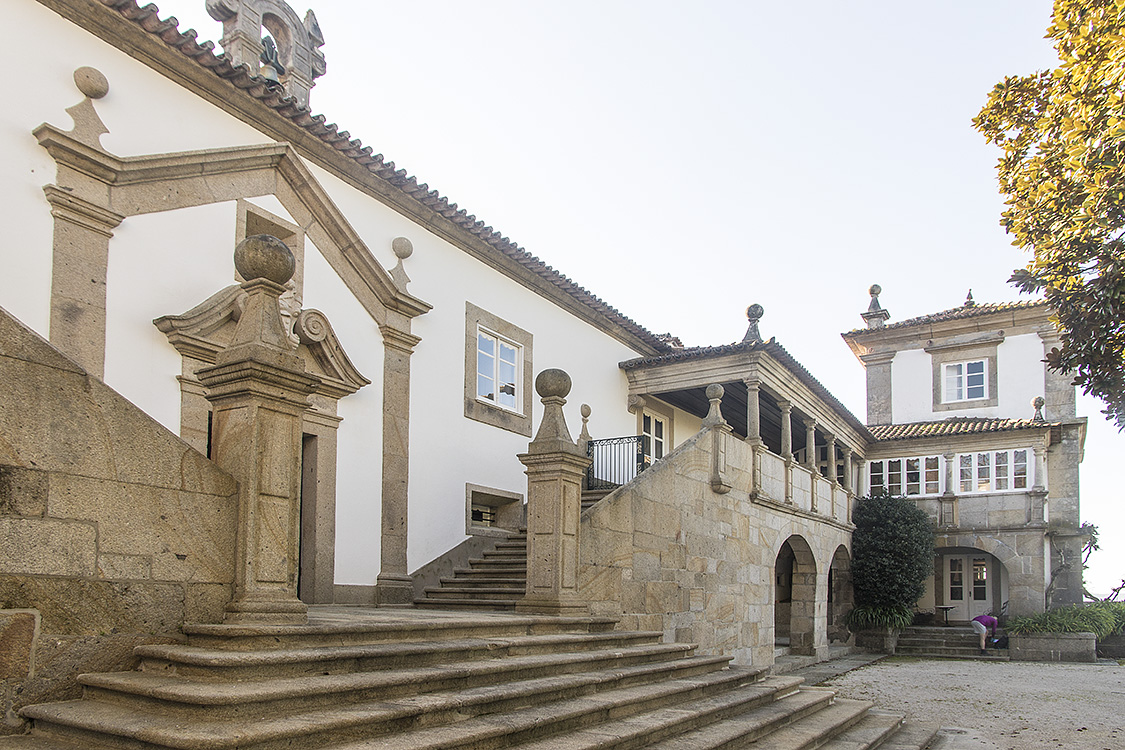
<box><xmin>580</xmin><ymin>425</ymin><xmax>852</xmax><ymax>669</ymax></box>
<box><xmin>0</xmin><ymin>306</ymin><xmax>237</xmax><ymax>732</ymax></box>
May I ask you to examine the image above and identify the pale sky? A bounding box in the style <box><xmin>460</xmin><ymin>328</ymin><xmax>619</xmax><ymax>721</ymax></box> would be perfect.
<box><xmin>155</xmin><ymin>0</ymin><xmax>1123</xmax><ymax>598</ymax></box>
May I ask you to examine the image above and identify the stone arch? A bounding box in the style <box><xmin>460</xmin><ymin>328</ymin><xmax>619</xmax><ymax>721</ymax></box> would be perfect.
<box><xmin>828</xmin><ymin>544</ymin><xmax>853</xmax><ymax>644</ymax></box>
<box><xmin>774</xmin><ymin>534</ymin><xmax>818</xmax><ymax>655</ymax></box>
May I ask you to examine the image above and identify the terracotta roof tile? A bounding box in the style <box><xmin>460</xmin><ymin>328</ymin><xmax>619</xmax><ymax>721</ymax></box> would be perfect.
<box><xmin>92</xmin><ymin>0</ymin><xmax>671</xmax><ymax>354</ymax></box>
<box><xmin>870</xmin><ymin>417</ymin><xmax>1056</xmax><ymax>441</ymax></box>
<box><xmin>844</xmin><ymin>299</ymin><xmax>1050</xmax><ymax>336</ymax></box>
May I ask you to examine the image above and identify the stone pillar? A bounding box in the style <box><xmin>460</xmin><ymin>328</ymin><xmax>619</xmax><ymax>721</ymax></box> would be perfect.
<box><xmin>859</xmin><ymin>351</ymin><xmax>895</xmax><ymax>425</ymax></box>
<box><xmin>517</xmin><ymin>369</ymin><xmax>591</xmax><ymax>616</ymax></box>
<box><xmin>197</xmin><ymin>235</ymin><xmax>319</xmax><ymax>624</ymax></box>
<box><xmin>43</xmin><ymin>186</ymin><xmax>124</xmax><ymax>379</ymax></box>
<box><xmin>824</xmin><ymin>434</ymin><xmax>837</xmax><ymax>483</ymax></box>
<box><xmin>803</xmin><ymin>419</ymin><xmax>817</xmax><ymax>470</ymax></box>
<box><xmin>943</xmin><ymin>451</ymin><xmax>957</xmax><ymax>496</ymax></box>
<box><xmin>843</xmin><ymin>448</ymin><xmax>854</xmax><ymax>495</ymax></box>
<box><xmin>375</xmin><ymin>322</ymin><xmax>421</xmax><ymax>606</ymax></box>
<box><xmin>778</xmin><ymin>400</ymin><xmax>793</xmax><ymax>503</ymax></box>
<box><xmin>744</xmin><ymin>380</ymin><xmax>762</xmax><ymax>443</ymax></box>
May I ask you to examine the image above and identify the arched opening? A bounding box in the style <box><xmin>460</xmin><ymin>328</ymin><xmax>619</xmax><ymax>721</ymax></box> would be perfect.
<box><xmin>929</xmin><ymin>546</ymin><xmax>1009</xmax><ymax>623</ymax></box>
<box><xmin>828</xmin><ymin>545</ymin><xmax>853</xmax><ymax>643</ymax></box>
<box><xmin>774</xmin><ymin>535</ymin><xmax>817</xmax><ymax>655</ymax></box>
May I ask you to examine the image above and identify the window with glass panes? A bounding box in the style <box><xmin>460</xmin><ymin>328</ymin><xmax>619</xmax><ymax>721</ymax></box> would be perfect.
<box><xmin>943</xmin><ymin>359</ymin><xmax>987</xmax><ymax>402</ymax></box>
<box><xmin>642</xmin><ymin>412</ymin><xmax>666</xmax><ymax>464</ymax></box>
<box><xmin>476</xmin><ymin>328</ymin><xmax>520</xmax><ymax>411</ymax></box>
<box><xmin>868</xmin><ymin>455</ymin><xmax>941</xmax><ymax>496</ymax></box>
<box><xmin>958</xmin><ymin>449</ymin><xmax>1031</xmax><ymax>493</ymax></box>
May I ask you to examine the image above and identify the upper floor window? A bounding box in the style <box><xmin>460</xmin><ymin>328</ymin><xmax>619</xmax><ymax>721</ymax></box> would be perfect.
<box><xmin>476</xmin><ymin>328</ymin><xmax>520</xmax><ymax>411</ymax></box>
<box><xmin>869</xmin><ymin>455</ymin><xmax>941</xmax><ymax>497</ymax></box>
<box><xmin>959</xmin><ymin>449</ymin><xmax>1031</xmax><ymax>493</ymax></box>
<box><xmin>642</xmin><ymin>412</ymin><xmax>667</xmax><ymax>464</ymax></box>
<box><xmin>944</xmin><ymin>359</ymin><xmax>987</xmax><ymax>402</ymax></box>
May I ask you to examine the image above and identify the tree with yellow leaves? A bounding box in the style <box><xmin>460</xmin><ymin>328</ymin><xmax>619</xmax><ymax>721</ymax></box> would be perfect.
<box><xmin>975</xmin><ymin>0</ymin><xmax>1125</xmax><ymax>429</ymax></box>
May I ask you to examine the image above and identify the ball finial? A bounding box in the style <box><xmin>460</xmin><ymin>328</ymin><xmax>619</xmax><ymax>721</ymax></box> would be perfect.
<box><xmin>706</xmin><ymin>383</ymin><xmax>725</xmax><ymax>401</ymax></box>
<box><xmin>869</xmin><ymin>284</ymin><xmax>882</xmax><ymax>297</ymax></box>
<box><xmin>74</xmin><ymin>67</ymin><xmax>109</xmax><ymax>99</ymax></box>
<box><xmin>580</xmin><ymin>403</ymin><xmax>591</xmax><ymax>418</ymax></box>
<box><xmin>535</xmin><ymin>368</ymin><xmax>571</xmax><ymax>399</ymax></box>
<box><xmin>392</xmin><ymin>236</ymin><xmax>414</xmax><ymax>260</ymax></box>
<box><xmin>1033</xmin><ymin>396</ymin><xmax>1045</xmax><ymax>408</ymax></box>
<box><xmin>746</xmin><ymin>303</ymin><xmax>764</xmax><ymax>321</ymax></box>
<box><xmin>234</xmin><ymin>234</ymin><xmax>295</xmax><ymax>285</ymax></box>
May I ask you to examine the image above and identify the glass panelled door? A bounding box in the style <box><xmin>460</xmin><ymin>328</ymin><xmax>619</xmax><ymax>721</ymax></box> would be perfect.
<box><xmin>944</xmin><ymin>554</ymin><xmax>992</xmax><ymax>621</ymax></box>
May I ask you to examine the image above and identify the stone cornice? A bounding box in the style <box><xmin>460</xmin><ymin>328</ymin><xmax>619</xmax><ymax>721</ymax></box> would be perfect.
<box><xmin>42</xmin><ymin>185</ymin><xmax>125</xmax><ymax>236</ymax></box>
<box><xmin>378</xmin><ymin>325</ymin><xmax>422</xmax><ymax>354</ymax></box>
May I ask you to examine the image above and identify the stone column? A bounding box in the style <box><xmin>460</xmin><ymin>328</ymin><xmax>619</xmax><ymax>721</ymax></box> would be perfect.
<box><xmin>517</xmin><ymin>369</ymin><xmax>591</xmax><ymax>616</ymax></box>
<box><xmin>744</xmin><ymin>380</ymin><xmax>762</xmax><ymax>443</ymax></box>
<box><xmin>843</xmin><ymin>448</ymin><xmax>854</xmax><ymax>495</ymax></box>
<box><xmin>803</xmin><ymin>418</ymin><xmax>817</xmax><ymax>470</ymax></box>
<box><xmin>43</xmin><ymin>186</ymin><xmax>124</xmax><ymax>379</ymax></box>
<box><xmin>197</xmin><ymin>235</ymin><xmax>319</xmax><ymax>624</ymax></box>
<box><xmin>943</xmin><ymin>451</ymin><xmax>957</xmax><ymax>496</ymax></box>
<box><xmin>375</xmin><ymin>322</ymin><xmax>422</xmax><ymax>606</ymax></box>
<box><xmin>778</xmin><ymin>400</ymin><xmax>793</xmax><ymax>503</ymax></box>
<box><xmin>824</xmin><ymin>434</ymin><xmax>837</xmax><ymax>483</ymax></box>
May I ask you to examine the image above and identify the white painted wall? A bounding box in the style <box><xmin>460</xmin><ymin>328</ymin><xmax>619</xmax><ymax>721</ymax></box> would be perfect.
<box><xmin>891</xmin><ymin>333</ymin><xmax>1048</xmax><ymax>424</ymax></box>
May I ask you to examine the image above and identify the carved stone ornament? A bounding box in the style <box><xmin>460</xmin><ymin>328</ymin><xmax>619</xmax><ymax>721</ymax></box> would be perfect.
<box><xmin>207</xmin><ymin>0</ymin><xmax>326</xmax><ymax>107</ymax></box>
<box><xmin>155</xmin><ymin>287</ymin><xmax>369</xmax><ymax>400</ymax></box>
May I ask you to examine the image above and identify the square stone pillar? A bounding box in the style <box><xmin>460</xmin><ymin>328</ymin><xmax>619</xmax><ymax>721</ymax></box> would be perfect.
<box><xmin>517</xmin><ymin>369</ymin><xmax>591</xmax><ymax>617</ymax></box>
<box><xmin>197</xmin><ymin>236</ymin><xmax>319</xmax><ymax>624</ymax></box>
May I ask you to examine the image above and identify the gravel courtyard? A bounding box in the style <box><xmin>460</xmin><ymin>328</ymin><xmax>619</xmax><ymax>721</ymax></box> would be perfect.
<box><xmin>821</xmin><ymin>657</ymin><xmax>1125</xmax><ymax>750</ymax></box>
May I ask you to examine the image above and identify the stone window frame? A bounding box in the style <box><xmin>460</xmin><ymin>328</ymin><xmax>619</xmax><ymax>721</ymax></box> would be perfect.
<box><xmin>464</xmin><ymin>302</ymin><xmax>533</xmax><ymax>436</ymax></box>
<box><xmin>465</xmin><ymin>483</ymin><xmax>525</xmax><ymax>538</ymax></box>
<box><xmin>928</xmin><ymin>344</ymin><xmax>999</xmax><ymax>413</ymax></box>
<box><xmin>635</xmin><ymin>398</ymin><xmax>675</xmax><ymax>464</ymax></box>
<box><xmin>956</xmin><ymin>448</ymin><xmax>1035</xmax><ymax>494</ymax></box>
<box><xmin>868</xmin><ymin>454</ymin><xmax>944</xmax><ymax>497</ymax></box>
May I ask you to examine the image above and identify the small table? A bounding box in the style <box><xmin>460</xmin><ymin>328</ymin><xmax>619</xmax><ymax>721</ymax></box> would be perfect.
<box><xmin>935</xmin><ymin>606</ymin><xmax>955</xmax><ymax>626</ymax></box>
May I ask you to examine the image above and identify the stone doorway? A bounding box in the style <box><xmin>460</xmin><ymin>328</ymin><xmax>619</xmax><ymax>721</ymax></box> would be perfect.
<box><xmin>774</xmin><ymin>536</ymin><xmax>818</xmax><ymax>655</ymax></box>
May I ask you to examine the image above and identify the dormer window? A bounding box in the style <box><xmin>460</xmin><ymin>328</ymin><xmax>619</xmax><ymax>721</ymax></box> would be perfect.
<box><xmin>944</xmin><ymin>359</ymin><xmax>987</xmax><ymax>402</ymax></box>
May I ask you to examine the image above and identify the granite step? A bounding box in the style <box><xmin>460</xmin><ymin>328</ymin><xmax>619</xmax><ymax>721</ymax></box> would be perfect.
<box><xmin>79</xmin><ymin>644</ymin><xmax>714</xmax><ymax>719</ymax></box>
<box><xmin>134</xmin><ymin>630</ymin><xmax>665</xmax><ymax>680</ymax></box>
<box><xmin>24</xmin><ymin>663</ymin><xmax>760</xmax><ymax>750</ymax></box>
<box><xmin>179</xmin><ymin>613</ymin><xmax>614</xmax><ymax>651</ymax></box>
<box><xmin>436</xmin><ymin>576</ymin><xmax>526</xmax><ymax>587</ymax></box>
<box><xmin>816</xmin><ymin>708</ymin><xmax>905</xmax><ymax>750</ymax></box>
<box><xmin>326</xmin><ymin>675</ymin><xmax>805</xmax><ymax>750</ymax></box>
<box><xmin>413</xmin><ymin>597</ymin><xmax>521</xmax><ymax>611</ymax></box>
<box><xmin>423</xmin><ymin>587</ymin><xmax>526</xmax><ymax>600</ymax></box>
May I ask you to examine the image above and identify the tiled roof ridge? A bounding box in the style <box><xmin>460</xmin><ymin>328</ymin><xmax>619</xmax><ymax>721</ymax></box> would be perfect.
<box><xmin>869</xmin><ymin>416</ymin><xmax>1058</xmax><ymax>441</ymax></box>
<box><xmin>844</xmin><ymin>298</ymin><xmax>1049</xmax><ymax>336</ymax></box>
<box><xmin>93</xmin><ymin>0</ymin><xmax>671</xmax><ymax>354</ymax></box>
<box><xmin>619</xmin><ymin>338</ymin><xmax>871</xmax><ymax>439</ymax></box>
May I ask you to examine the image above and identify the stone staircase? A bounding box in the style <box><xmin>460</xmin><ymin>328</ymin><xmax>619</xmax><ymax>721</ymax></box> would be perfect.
<box><xmin>415</xmin><ymin>530</ymin><xmax>528</xmax><ymax>611</ymax></box>
<box><xmin>895</xmin><ymin>626</ymin><xmax>1009</xmax><ymax>660</ymax></box>
<box><xmin>0</xmin><ymin>607</ymin><xmax>937</xmax><ymax>750</ymax></box>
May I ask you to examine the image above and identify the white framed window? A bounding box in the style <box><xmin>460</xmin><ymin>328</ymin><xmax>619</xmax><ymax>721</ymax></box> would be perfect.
<box><xmin>868</xmin><ymin>455</ymin><xmax>942</xmax><ymax>496</ymax></box>
<box><xmin>958</xmin><ymin>449</ymin><xmax>1031</xmax><ymax>493</ymax></box>
<box><xmin>943</xmin><ymin>359</ymin><xmax>988</xmax><ymax>402</ymax></box>
<box><xmin>476</xmin><ymin>327</ymin><xmax>520</xmax><ymax>411</ymax></box>
<box><xmin>642</xmin><ymin>412</ymin><xmax>667</xmax><ymax>464</ymax></box>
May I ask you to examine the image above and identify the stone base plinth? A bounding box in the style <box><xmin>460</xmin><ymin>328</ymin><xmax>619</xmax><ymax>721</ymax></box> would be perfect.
<box><xmin>375</xmin><ymin>574</ymin><xmax>415</xmax><ymax>607</ymax></box>
<box><xmin>224</xmin><ymin>597</ymin><xmax>308</xmax><ymax>625</ymax></box>
<box><xmin>516</xmin><ymin>596</ymin><xmax>588</xmax><ymax>617</ymax></box>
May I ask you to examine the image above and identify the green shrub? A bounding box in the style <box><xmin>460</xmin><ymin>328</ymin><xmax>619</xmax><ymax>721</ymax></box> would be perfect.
<box><xmin>1005</xmin><ymin>602</ymin><xmax>1125</xmax><ymax>640</ymax></box>
<box><xmin>845</xmin><ymin>604</ymin><xmax>915</xmax><ymax>631</ymax></box>
<box><xmin>850</xmin><ymin>495</ymin><xmax>934</xmax><ymax>609</ymax></box>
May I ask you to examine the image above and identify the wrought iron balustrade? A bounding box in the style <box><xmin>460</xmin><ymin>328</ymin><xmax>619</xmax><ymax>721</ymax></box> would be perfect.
<box><xmin>586</xmin><ymin>435</ymin><xmax>646</xmax><ymax>491</ymax></box>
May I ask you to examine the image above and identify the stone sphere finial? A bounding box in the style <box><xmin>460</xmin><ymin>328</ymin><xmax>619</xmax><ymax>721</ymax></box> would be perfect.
<box><xmin>1033</xmin><ymin>396</ymin><xmax>1045</xmax><ymax>409</ymax></box>
<box><xmin>869</xmin><ymin>284</ymin><xmax>881</xmax><ymax>297</ymax></box>
<box><xmin>392</xmin><ymin>236</ymin><xmax>414</xmax><ymax>260</ymax></box>
<box><xmin>706</xmin><ymin>383</ymin><xmax>725</xmax><ymax>401</ymax></box>
<box><xmin>535</xmin><ymin>368</ymin><xmax>571</xmax><ymax>399</ymax></box>
<box><xmin>746</xmin><ymin>303</ymin><xmax>764</xmax><ymax>322</ymax></box>
<box><xmin>234</xmin><ymin>234</ymin><xmax>295</xmax><ymax>285</ymax></box>
<box><xmin>580</xmin><ymin>403</ymin><xmax>591</xmax><ymax>418</ymax></box>
<box><xmin>74</xmin><ymin>67</ymin><xmax>109</xmax><ymax>99</ymax></box>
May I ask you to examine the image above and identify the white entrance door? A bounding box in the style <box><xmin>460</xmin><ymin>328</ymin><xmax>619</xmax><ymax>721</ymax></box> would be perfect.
<box><xmin>944</xmin><ymin>555</ymin><xmax>992</xmax><ymax>621</ymax></box>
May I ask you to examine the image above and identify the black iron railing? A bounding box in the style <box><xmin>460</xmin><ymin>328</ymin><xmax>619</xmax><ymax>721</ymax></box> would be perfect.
<box><xmin>586</xmin><ymin>435</ymin><xmax>646</xmax><ymax>491</ymax></box>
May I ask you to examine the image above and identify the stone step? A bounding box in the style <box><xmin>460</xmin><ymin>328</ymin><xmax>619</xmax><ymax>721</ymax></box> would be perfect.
<box><xmin>26</xmin><ymin>662</ymin><xmax>761</xmax><ymax>750</ymax></box>
<box><xmin>414</xmin><ymin>598</ymin><xmax>520</xmax><ymax>611</ymax></box>
<box><xmin>551</xmin><ymin>684</ymin><xmax>837</xmax><ymax>750</ymax></box>
<box><xmin>817</xmin><ymin>708</ymin><xmax>904</xmax><ymax>750</ymax></box>
<box><xmin>134</xmin><ymin>630</ymin><xmax>665</xmax><ymax>681</ymax></box>
<box><xmin>450</xmin><ymin>567</ymin><xmax>527</xmax><ymax>578</ymax></box>
<box><xmin>466</xmin><ymin>557</ymin><xmax>529</xmax><ymax>569</ymax></box>
<box><xmin>893</xmin><ymin>647</ymin><xmax>1010</xmax><ymax>662</ymax></box>
<box><xmin>878</xmin><ymin>718</ymin><xmax>942</xmax><ymax>750</ymax></box>
<box><xmin>423</xmin><ymin>587</ymin><xmax>525</xmax><ymax>600</ymax></box>
<box><xmin>437</xmin><ymin>576</ymin><xmax>526</xmax><ymax>587</ymax></box>
<box><xmin>329</xmin><ymin>675</ymin><xmax>807</xmax><ymax>750</ymax></box>
<box><xmin>76</xmin><ymin>645</ymin><xmax>720</xmax><ymax>720</ymax></box>
<box><xmin>180</xmin><ymin>613</ymin><xmax>615</xmax><ymax>651</ymax></box>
